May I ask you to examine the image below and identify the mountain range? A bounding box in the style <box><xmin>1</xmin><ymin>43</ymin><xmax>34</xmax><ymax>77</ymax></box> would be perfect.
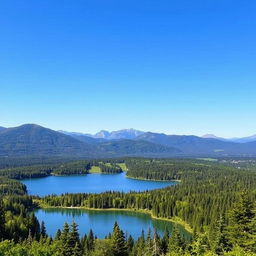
<box><xmin>59</xmin><ymin>129</ymin><xmax>145</xmax><ymax>140</ymax></box>
<box><xmin>0</xmin><ymin>124</ymin><xmax>256</xmax><ymax>158</ymax></box>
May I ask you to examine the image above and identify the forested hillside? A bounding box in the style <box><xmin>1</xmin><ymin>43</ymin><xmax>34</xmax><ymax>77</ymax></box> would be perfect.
<box><xmin>1</xmin><ymin>157</ymin><xmax>256</xmax><ymax>255</ymax></box>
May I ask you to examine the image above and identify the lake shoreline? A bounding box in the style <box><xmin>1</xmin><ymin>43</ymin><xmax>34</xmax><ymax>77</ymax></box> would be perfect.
<box><xmin>22</xmin><ymin>171</ymin><xmax>180</xmax><ymax>183</ymax></box>
<box><xmin>125</xmin><ymin>174</ymin><xmax>181</xmax><ymax>183</ymax></box>
<box><xmin>36</xmin><ymin>203</ymin><xmax>192</xmax><ymax>234</ymax></box>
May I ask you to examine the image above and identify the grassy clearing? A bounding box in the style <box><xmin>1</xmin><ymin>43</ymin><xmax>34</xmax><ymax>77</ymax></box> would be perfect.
<box><xmin>89</xmin><ymin>166</ymin><xmax>101</xmax><ymax>173</ymax></box>
<box><xmin>117</xmin><ymin>163</ymin><xmax>128</xmax><ymax>171</ymax></box>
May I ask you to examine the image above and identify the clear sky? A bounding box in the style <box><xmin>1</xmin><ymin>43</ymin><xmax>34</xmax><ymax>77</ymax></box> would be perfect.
<box><xmin>0</xmin><ymin>0</ymin><xmax>255</xmax><ymax>137</ymax></box>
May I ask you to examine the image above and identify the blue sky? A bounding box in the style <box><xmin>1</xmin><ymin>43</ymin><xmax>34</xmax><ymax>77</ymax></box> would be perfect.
<box><xmin>0</xmin><ymin>0</ymin><xmax>255</xmax><ymax>137</ymax></box>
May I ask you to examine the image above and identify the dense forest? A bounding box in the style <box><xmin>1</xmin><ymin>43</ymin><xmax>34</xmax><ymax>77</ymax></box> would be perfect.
<box><xmin>1</xmin><ymin>157</ymin><xmax>256</xmax><ymax>255</ymax></box>
<box><xmin>0</xmin><ymin>159</ymin><xmax>124</xmax><ymax>179</ymax></box>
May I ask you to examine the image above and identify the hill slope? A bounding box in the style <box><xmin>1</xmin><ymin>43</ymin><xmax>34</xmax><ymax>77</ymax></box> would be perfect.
<box><xmin>0</xmin><ymin>124</ymin><xmax>180</xmax><ymax>158</ymax></box>
<box><xmin>98</xmin><ymin>139</ymin><xmax>181</xmax><ymax>157</ymax></box>
<box><xmin>136</xmin><ymin>132</ymin><xmax>256</xmax><ymax>156</ymax></box>
<box><xmin>0</xmin><ymin>124</ymin><xmax>99</xmax><ymax>157</ymax></box>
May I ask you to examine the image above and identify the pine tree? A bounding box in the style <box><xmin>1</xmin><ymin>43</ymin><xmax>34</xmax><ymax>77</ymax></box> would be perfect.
<box><xmin>87</xmin><ymin>229</ymin><xmax>95</xmax><ymax>251</ymax></box>
<box><xmin>69</xmin><ymin>222</ymin><xmax>81</xmax><ymax>248</ymax></box>
<box><xmin>55</xmin><ymin>229</ymin><xmax>62</xmax><ymax>240</ymax></box>
<box><xmin>168</xmin><ymin>227</ymin><xmax>185</xmax><ymax>255</ymax></box>
<box><xmin>229</xmin><ymin>191</ymin><xmax>256</xmax><ymax>252</ymax></box>
<box><xmin>73</xmin><ymin>242</ymin><xmax>82</xmax><ymax>256</ymax></box>
<box><xmin>60</xmin><ymin>222</ymin><xmax>72</xmax><ymax>256</ymax></box>
<box><xmin>213</xmin><ymin>215</ymin><xmax>232</xmax><ymax>255</ymax></box>
<box><xmin>132</xmin><ymin>230</ymin><xmax>145</xmax><ymax>256</ymax></box>
<box><xmin>112</xmin><ymin>222</ymin><xmax>128</xmax><ymax>256</ymax></box>
<box><xmin>152</xmin><ymin>230</ymin><xmax>161</xmax><ymax>256</ymax></box>
<box><xmin>161</xmin><ymin>227</ymin><xmax>170</xmax><ymax>254</ymax></box>
<box><xmin>190</xmin><ymin>233</ymin><xmax>211</xmax><ymax>256</ymax></box>
<box><xmin>40</xmin><ymin>221</ymin><xmax>47</xmax><ymax>238</ymax></box>
<box><xmin>126</xmin><ymin>235</ymin><xmax>134</xmax><ymax>254</ymax></box>
<box><xmin>145</xmin><ymin>228</ymin><xmax>153</xmax><ymax>255</ymax></box>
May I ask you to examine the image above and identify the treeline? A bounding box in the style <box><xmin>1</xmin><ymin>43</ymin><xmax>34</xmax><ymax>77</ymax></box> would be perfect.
<box><xmin>0</xmin><ymin>161</ymin><xmax>91</xmax><ymax>179</ymax></box>
<box><xmin>0</xmin><ymin>159</ymin><xmax>125</xmax><ymax>180</ymax></box>
<box><xmin>125</xmin><ymin>158</ymin><xmax>236</xmax><ymax>181</ymax></box>
<box><xmin>0</xmin><ymin>177</ymin><xmax>27</xmax><ymax>195</ymax></box>
<box><xmin>97</xmin><ymin>163</ymin><xmax>122</xmax><ymax>174</ymax></box>
<box><xmin>1</xmin><ymin>193</ymin><xmax>256</xmax><ymax>255</ymax></box>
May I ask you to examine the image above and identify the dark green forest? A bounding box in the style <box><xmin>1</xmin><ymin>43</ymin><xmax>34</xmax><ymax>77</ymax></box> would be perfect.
<box><xmin>1</xmin><ymin>157</ymin><xmax>256</xmax><ymax>255</ymax></box>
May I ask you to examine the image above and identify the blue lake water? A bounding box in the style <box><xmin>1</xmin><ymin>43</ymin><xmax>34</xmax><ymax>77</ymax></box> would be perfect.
<box><xmin>22</xmin><ymin>172</ymin><xmax>176</xmax><ymax>196</ymax></box>
<box><xmin>35</xmin><ymin>208</ymin><xmax>191</xmax><ymax>239</ymax></box>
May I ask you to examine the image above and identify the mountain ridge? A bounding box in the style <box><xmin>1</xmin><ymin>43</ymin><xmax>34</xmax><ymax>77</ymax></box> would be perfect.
<box><xmin>1</xmin><ymin>124</ymin><xmax>256</xmax><ymax>157</ymax></box>
<box><xmin>0</xmin><ymin>124</ymin><xmax>180</xmax><ymax>158</ymax></box>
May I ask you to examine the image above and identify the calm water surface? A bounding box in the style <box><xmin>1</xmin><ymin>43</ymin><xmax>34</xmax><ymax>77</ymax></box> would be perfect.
<box><xmin>35</xmin><ymin>208</ymin><xmax>191</xmax><ymax>239</ymax></box>
<box><xmin>22</xmin><ymin>172</ymin><xmax>175</xmax><ymax>196</ymax></box>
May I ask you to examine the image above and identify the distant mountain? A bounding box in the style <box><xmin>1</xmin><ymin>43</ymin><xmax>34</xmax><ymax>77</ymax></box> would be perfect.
<box><xmin>201</xmin><ymin>134</ymin><xmax>226</xmax><ymax>141</ymax></box>
<box><xmin>0</xmin><ymin>124</ymin><xmax>180</xmax><ymax>158</ymax></box>
<box><xmin>93</xmin><ymin>130</ymin><xmax>111</xmax><ymax>139</ymax></box>
<box><xmin>92</xmin><ymin>129</ymin><xmax>145</xmax><ymax>140</ymax></box>
<box><xmin>136</xmin><ymin>132</ymin><xmax>256</xmax><ymax>156</ymax></box>
<box><xmin>59</xmin><ymin>130</ymin><xmax>106</xmax><ymax>144</ymax></box>
<box><xmin>0</xmin><ymin>127</ymin><xmax>6</xmax><ymax>132</ymax></box>
<box><xmin>98</xmin><ymin>139</ymin><xmax>181</xmax><ymax>156</ymax></box>
<box><xmin>1</xmin><ymin>124</ymin><xmax>256</xmax><ymax>157</ymax></box>
<box><xmin>229</xmin><ymin>135</ymin><xmax>256</xmax><ymax>143</ymax></box>
<box><xmin>201</xmin><ymin>134</ymin><xmax>256</xmax><ymax>143</ymax></box>
<box><xmin>0</xmin><ymin>124</ymin><xmax>99</xmax><ymax>157</ymax></box>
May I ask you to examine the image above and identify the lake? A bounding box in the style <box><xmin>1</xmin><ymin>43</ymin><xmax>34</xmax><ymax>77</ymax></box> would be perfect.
<box><xmin>35</xmin><ymin>208</ymin><xmax>191</xmax><ymax>239</ymax></box>
<box><xmin>22</xmin><ymin>172</ymin><xmax>176</xmax><ymax>196</ymax></box>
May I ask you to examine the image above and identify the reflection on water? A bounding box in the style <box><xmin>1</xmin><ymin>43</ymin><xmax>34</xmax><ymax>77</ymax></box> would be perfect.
<box><xmin>35</xmin><ymin>208</ymin><xmax>191</xmax><ymax>240</ymax></box>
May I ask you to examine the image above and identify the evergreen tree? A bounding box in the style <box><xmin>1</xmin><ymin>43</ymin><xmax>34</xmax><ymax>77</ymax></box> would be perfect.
<box><xmin>87</xmin><ymin>229</ymin><xmax>95</xmax><ymax>251</ymax></box>
<box><xmin>69</xmin><ymin>222</ymin><xmax>81</xmax><ymax>249</ymax></box>
<box><xmin>152</xmin><ymin>230</ymin><xmax>162</xmax><ymax>256</ymax></box>
<box><xmin>229</xmin><ymin>191</ymin><xmax>256</xmax><ymax>251</ymax></box>
<box><xmin>190</xmin><ymin>233</ymin><xmax>211</xmax><ymax>256</ymax></box>
<box><xmin>145</xmin><ymin>228</ymin><xmax>153</xmax><ymax>255</ymax></box>
<box><xmin>168</xmin><ymin>227</ymin><xmax>185</xmax><ymax>255</ymax></box>
<box><xmin>60</xmin><ymin>222</ymin><xmax>73</xmax><ymax>256</ymax></box>
<box><xmin>40</xmin><ymin>221</ymin><xmax>47</xmax><ymax>238</ymax></box>
<box><xmin>213</xmin><ymin>215</ymin><xmax>232</xmax><ymax>255</ymax></box>
<box><xmin>161</xmin><ymin>227</ymin><xmax>170</xmax><ymax>254</ymax></box>
<box><xmin>55</xmin><ymin>229</ymin><xmax>62</xmax><ymax>240</ymax></box>
<box><xmin>112</xmin><ymin>222</ymin><xmax>128</xmax><ymax>256</ymax></box>
<box><xmin>126</xmin><ymin>235</ymin><xmax>134</xmax><ymax>254</ymax></box>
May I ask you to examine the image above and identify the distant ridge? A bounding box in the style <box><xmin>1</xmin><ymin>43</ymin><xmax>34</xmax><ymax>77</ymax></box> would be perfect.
<box><xmin>201</xmin><ymin>134</ymin><xmax>226</xmax><ymax>141</ymax></box>
<box><xmin>0</xmin><ymin>124</ymin><xmax>180</xmax><ymax>157</ymax></box>
<box><xmin>0</xmin><ymin>126</ymin><xmax>6</xmax><ymax>132</ymax></box>
<box><xmin>1</xmin><ymin>124</ymin><xmax>256</xmax><ymax>157</ymax></box>
<box><xmin>63</xmin><ymin>129</ymin><xmax>256</xmax><ymax>144</ymax></box>
<box><xmin>92</xmin><ymin>128</ymin><xmax>145</xmax><ymax>140</ymax></box>
<box><xmin>230</xmin><ymin>135</ymin><xmax>256</xmax><ymax>143</ymax></box>
<box><xmin>136</xmin><ymin>132</ymin><xmax>256</xmax><ymax>156</ymax></box>
<box><xmin>0</xmin><ymin>124</ymin><xmax>99</xmax><ymax>157</ymax></box>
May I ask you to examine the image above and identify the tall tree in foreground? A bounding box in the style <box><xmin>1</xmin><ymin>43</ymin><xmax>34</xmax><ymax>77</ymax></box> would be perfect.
<box><xmin>168</xmin><ymin>227</ymin><xmax>185</xmax><ymax>255</ymax></box>
<box><xmin>112</xmin><ymin>222</ymin><xmax>128</xmax><ymax>256</ymax></box>
<box><xmin>213</xmin><ymin>215</ymin><xmax>232</xmax><ymax>255</ymax></box>
<box><xmin>229</xmin><ymin>191</ymin><xmax>256</xmax><ymax>252</ymax></box>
